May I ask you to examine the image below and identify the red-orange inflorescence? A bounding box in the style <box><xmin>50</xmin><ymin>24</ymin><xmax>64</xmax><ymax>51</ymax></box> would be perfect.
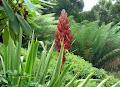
<box><xmin>55</xmin><ymin>9</ymin><xmax>73</xmax><ymax>64</ymax></box>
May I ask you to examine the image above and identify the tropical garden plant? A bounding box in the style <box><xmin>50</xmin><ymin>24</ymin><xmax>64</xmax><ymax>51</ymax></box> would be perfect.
<box><xmin>70</xmin><ymin>19</ymin><xmax>120</xmax><ymax>71</ymax></box>
<box><xmin>0</xmin><ymin>34</ymin><xmax>120</xmax><ymax>86</ymax></box>
<box><xmin>0</xmin><ymin>0</ymin><xmax>120</xmax><ymax>87</ymax></box>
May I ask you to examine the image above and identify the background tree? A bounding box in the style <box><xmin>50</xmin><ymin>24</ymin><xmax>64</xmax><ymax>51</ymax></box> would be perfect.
<box><xmin>53</xmin><ymin>0</ymin><xmax>84</xmax><ymax>15</ymax></box>
<box><xmin>110</xmin><ymin>1</ymin><xmax>120</xmax><ymax>24</ymax></box>
<box><xmin>42</xmin><ymin>0</ymin><xmax>84</xmax><ymax>21</ymax></box>
<box><xmin>78</xmin><ymin>0</ymin><xmax>120</xmax><ymax>25</ymax></box>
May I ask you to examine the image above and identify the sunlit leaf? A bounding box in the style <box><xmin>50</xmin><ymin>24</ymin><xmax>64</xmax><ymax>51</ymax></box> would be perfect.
<box><xmin>2</xmin><ymin>28</ymin><xmax>9</xmax><ymax>46</ymax></box>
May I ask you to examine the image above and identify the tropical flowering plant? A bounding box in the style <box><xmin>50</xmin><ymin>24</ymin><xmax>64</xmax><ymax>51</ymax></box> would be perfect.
<box><xmin>55</xmin><ymin>9</ymin><xmax>73</xmax><ymax>64</ymax></box>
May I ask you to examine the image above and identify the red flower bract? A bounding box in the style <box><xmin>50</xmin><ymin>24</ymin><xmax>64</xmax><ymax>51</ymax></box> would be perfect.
<box><xmin>55</xmin><ymin>9</ymin><xmax>73</xmax><ymax>64</ymax></box>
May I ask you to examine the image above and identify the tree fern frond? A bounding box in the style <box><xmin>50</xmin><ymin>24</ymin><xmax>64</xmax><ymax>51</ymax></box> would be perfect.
<box><xmin>96</xmin><ymin>49</ymin><xmax>120</xmax><ymax>66</ymax></box>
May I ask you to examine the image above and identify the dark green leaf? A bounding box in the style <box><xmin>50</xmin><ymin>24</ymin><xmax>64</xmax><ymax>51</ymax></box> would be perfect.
<box><xmin>9</xmin><ymin>16</ymin><xmax>20</xmax><ymax>35</ymax></box>
<box><xmin>2</xmin><ymin>0</ymin><xmax>19</xmax><ymax>35</ymax></box>
<box><xmin>16</xmin><ymin>14</ymin><xmax>32</xmax><ymax>35</ymax></box>
<box><xmin>2</xmin><ymin>0</ymin><xmax>14</xmax><ymax>21</ymax></box>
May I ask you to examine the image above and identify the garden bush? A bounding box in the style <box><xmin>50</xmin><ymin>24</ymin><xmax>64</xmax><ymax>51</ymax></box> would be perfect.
<box><xmin>46</xmin><ymin>52</ymin><xmax>120</xmax><ymax>87</ymax></box>
<box><xmin>70</xmin><ymin>18</ymin><xmax>120</xmax><ymax>71</ymax></box>
<box><xmin>0</xmin><ymin>0</ymin><xmax>120</xmax><ymax>87</ymax></box>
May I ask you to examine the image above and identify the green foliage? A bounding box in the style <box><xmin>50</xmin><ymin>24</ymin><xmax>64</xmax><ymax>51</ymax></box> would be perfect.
<box><xmin>78</xmin><ymin>72</ymin><xmax>94</xmax><ymax>87</ymax></box>
<box><xmin>49</xmin><ymin>52</ymin><xmax>107</xmax><ymax>79</ymax></box>
<box><xmin>46</xmin><ymin>52</ymin><xmax>120</xmax><ymax>87</ymax></box>
<box><xmin>0</xmin><ymin>0</ymin><xmax>33</xmax><ymax>43</ymax></box>
<box><xmin>16</xmin><ymin>0</ymin><xmax>57</xmax><ymax>45</ymax></box>
<box><xmin>28</xmin><ymin>13</ymin><xmax>57</xmax><ymax>43</ymax></box>
<box><xmin>78</xmin><ymin>10</ymin><xmax>97</xmax><ymax>23</ymax></box>
<box><xmin>47</xmin><ymin>0</ymin><xmax>84</xmax><ymax>20</ymax></box>
<box><xmin>16</xmin><ymin>14</ymin><xmax>32</xmax><ymax>35</ymax></box>
<box><xmin>0</xmin><ymin>34</ymin><xmax>119</xmax><ymax>87</ymax></box>
<box><xmin>0</xmin><ymin>33</ymin><xmax>70</xmax><ymax>86</ymax></box>
<box><xmin>1</xmin><ymin>1</ymin><xmax>120</xmax><ymax>87</ymax></box>
<box><xmin>0</xmin><ymin>0</ymin><xmax>56</xmax><ymax>44</ymax></box>
<box><xmin>1</xmin><ymin>33</ymin><xmax>119</xmax><ymax>86</ymax></box>
<box><xmin>84</xmin><ymin>81</ymin><xmax>97</xmax><ymax>87</ymax></box>
<box><xmin>70</xmin><ymin>19</ymin><xmax>120</xmax><ymax>70</ymax></box>
<box><xmin>79</xmin><ymin>0</ymin><xmax>120</xmax><ymax>25</ymax></box>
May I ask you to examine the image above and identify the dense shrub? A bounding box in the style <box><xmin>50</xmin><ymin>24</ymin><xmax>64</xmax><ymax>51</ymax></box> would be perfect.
<box><xmin>0</xmin><ymin>1</ymin><xmax>120</xmax><ymax>87</ymax></box>
<box><xmin>45</xmin><ymin>52</ymin><xmax>120</xmax><ymax>87</ymax></box>
<box><xmin>70</xmin><ymin>18</ymin><xmax>120</xmax><ymax>71</ymax></box>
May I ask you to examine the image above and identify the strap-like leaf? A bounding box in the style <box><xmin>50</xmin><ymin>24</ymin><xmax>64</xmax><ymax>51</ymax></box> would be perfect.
<box><xmin>97</xmin><ymin>77</ymin><xmax>110</xmax><ymax>87</ymax></box>
<box><xmin>39</xmin><ymin>41</ymin><xmax>55</xmax><ymax>83</ymax></box>
<box><xmin>9</xmin><ymin>17</ymin><xmax>20</xmax><ymax>35</ymax></box>
<box><xmin>25</xmin><ymin>41</ymin><xmax>39</xmax><ymax>75</ymax></box>
<box><xmin>65</xmin><ymin>73</ymin><xmax>79</xmax><ymax>87</ymax></box>
<box><xmin>16</xmin><ymin>14</ymin><xmax>32</xmax><ymax>35</ymax></box>
<box><xmin>2</xmin><ymin>28</ymin><xmax>9</xmax><ymax>46</ymax></box>
<box><xmin>77</xmin><ymin>72</ymin><xmax>94</xmax><ymax>87</ymax></box>
<box><xmin>52</xmin><ymin>65</ymin><xmax>70</xmax><ymax>87</ymax></box>
<box><xmin>2</xmin><ymin>0</ymin><xmax>14</xmax><ymax>21</ymax></box>
<box><xmin>48</xmin><ymin>41</ymin><xmax>64</xmax><ymax>87</ymax></box>
<box><xmin>111</xmin><ymin>81</ymin><xmax>120</xmax><ymax>87</ymax></box>
<box><xmin>0</xmin><ymin>55</ymin><xmax>6</xmax><ymax>76</ymax></box>
<box><xmin>2</xmin><ymin>0</ymin><xmax>19</xmax><ymax>35</ymax></box>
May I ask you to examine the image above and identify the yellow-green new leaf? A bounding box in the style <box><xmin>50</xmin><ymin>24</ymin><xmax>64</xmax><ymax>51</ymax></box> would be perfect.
<box><xmin>25</xmin><ymin>41</ymin><xmax>39</xmax><ymax>75</ymax></box>
<box><xmin>48</xmin><ymin>41</ymin><xmax>64</xmax><ymax>87</ymax></box>
<box><xmin>2</xmin><ymin>28</ymin><xmax>9</xmax><ymax>46</ymax></box>
<box><xmin>65</xmin><ymin>73</ymin><xmax>79</xmax><ymax>87</ymax></box>
<box><xmin>52</xmin><ymin>65</ymin><xmax>70</xmax><ymax>87</ymax></box>
<box><xmin>77</xmin><ymin>72</ymin><xmax>94</xmax><ymax>87</ymax></box>
<box><xmin>111</xmin><ymin>81</ymin><xmax>120</xmax><ymax>87</ymax></box>
<box><xmin>97</xmin><ymin>77</ymin><xmax>110</xmax><ymax>87</ymax></box>
<box><xmin>39</xmin><ymin>41</ymin><xmax>55</xmax><ymax>83</ymax></box>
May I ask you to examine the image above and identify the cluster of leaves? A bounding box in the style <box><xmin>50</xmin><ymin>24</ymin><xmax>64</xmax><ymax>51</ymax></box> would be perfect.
<box><xmin>0</xmin><ymin>0</ymin><xmax>57</xmax><ymax>46</ymax></box>
<box><xmin>28</xmin><ymin>13</ymin><xmax>57</xmax><ymax>43</ymax></box>
<box><xmin>53</xmin><ymin>0</ymin><xmax>84</xmax><ymax>15</ymax></box>
<box><xmin>35</xmin><ymin>51</ymin><xmax>120</xmax><ymax>87</ymax></box>
<box><xmin>0</xmin><ymin>0</ymin><xmax>32</xmax><ymax>44</ymax></box>
<box><xmin>48</xmin><ymin>52</ymin><xmax>106</xmax><ymax>80</ymax></box>
<box><xmin>23</xmin><ymin>0</ymin><xmax>57</xmax><ymax>46</ymax></box>
<box><xmin>41</xmin><ymin>0</ymin><xmax>84</xmax><ymax>21</ymax></box>
<box><xmin>0</xmin><ymin>33</ymin><xmax>120</xmax><ymax>87</ymax></box>
<box><xmin>0</xmin><ymin>0</ymin><xmax>120</xmax><ymax>87</ymax></box>
<box><xmin>70</xmin><ymin>18</ymin><xmax>120</xmax><ymax>71</ymax></box>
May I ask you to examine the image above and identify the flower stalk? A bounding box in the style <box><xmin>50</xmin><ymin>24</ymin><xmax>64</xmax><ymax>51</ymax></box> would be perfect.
<box><xmin>55</xmin><ymin>9</ymin><xmax>73</xmax><ymax>65</ymax></box>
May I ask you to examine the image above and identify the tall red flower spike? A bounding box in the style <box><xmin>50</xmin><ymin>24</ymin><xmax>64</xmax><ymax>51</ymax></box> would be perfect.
<box><xmin>55</xmin><ymin>9</ymin><xmax>73</xmax><ymax>65</ymax></box>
